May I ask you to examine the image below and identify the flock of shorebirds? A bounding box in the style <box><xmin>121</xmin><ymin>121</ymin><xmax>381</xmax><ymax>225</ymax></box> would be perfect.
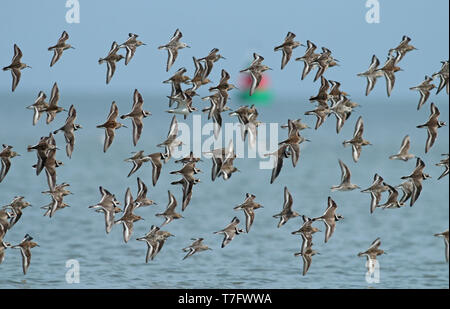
<box><xmin>0</xmin><ymin>30</ymin><xmax>449</xmax><ymax>278</ymax></box>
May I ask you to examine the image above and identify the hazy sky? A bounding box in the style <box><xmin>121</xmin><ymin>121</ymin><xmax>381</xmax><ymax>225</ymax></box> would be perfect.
<box><xmin>0</xmin><ymin>0</ymin><xmax>448</xmax><ymax>98</ymax></box>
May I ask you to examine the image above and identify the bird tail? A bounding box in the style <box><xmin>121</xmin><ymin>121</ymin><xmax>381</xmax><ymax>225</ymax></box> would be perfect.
<box><xmin>98</xmin><ymin>58</ymin><xmax>105</xmax><ymax>64</ymax></box>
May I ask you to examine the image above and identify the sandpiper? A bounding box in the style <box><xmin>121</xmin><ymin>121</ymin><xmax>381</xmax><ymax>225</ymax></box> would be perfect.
<box><xmin>281</xmin><ymin>118</ymin><xmax>310</xmax><ymax>131</ymax></box>
<box><xmin>182</xmin><ymin>238</ymin><xmax>212</xmax><ymax>260</ymax></box>
<box><xmin>114</xmin><ymin>188</ymin><xmax>143</xmax><ymax>243</ymax></box>
<box><xmin>42</xmin><ymin>182</ymin><xmax>73</xmax><ymax>197</ymax></box>
<box><xmin>213</xmin><ymin>216</ymin><xmax>245</xmax><ymax>248</ymax></box>
<box><xmin>99</xmin><ymin>41</ymin><xmax>124</xmax><ymax>84</ymax></box>
<box><xmin>155</xmin><ymin>191</ymin><xmax>183</xmax><ymax>226</ymax></box>
<box><xmin>174</xmin><ymin>151</ymin><xmax>202</xmax><ymax>164</ymax></box>
<box><xmin>436</xmin><ymin>154</ymin><xmax>449</xmax><ymax>180</ymax></box>
<box><xmin>361</xmin><ymin>173</ymin><xmax>389</xmax><ymax>213</ymax></box>
<box><xmin>279</xmin><ymin>119</ymin><xmax>309</xmax><ymax>168</ymax></box>
<box><xmin>309</xmin><ymin>76</ymin><xmax>330</xmax><ymax>107</ymax></box>
<box><xmin>120</xmin><ymin>89</ymin><xmax>151</xmax><ymax>146</ymax></box>
<box><xmin>330</xmin><ymin>95</ymin><xmax>355</xmax><ymax>134</ymax></box>
<box><xmin>410</xmin><ymin>76</ymin><xmax>436</xmax><ymax>110</ymax></box>
<box><xmin>229</xmin><ymin>105</ymin><xmax>261</xmax><ymax>147</ymax></box>
<box><xmin>379</xmin><ymin>183</ymin><xmax>404</xmax><ymax>209</ymax></box>
<box><xmin>293</xmin><ymin>222</ymin><xmax>319</xmax><ymax>276</ymax></box>
<box><xmin>189</xmin><ymin>57</ymin><xmax>211</xmax><ymax>90</ymax></box>
<box><xmin>0</xmin><ymin>210</ymin><xmax>14</xmax><ymax>239</ymax></box>
<box><xmin>416</xmin><ymin>103</ymin><xmax>446</xmax><ymax>153</ymax></box>
<box><xmin>389</xmin><ymin>35</ymin><xmax>417</xmax><ymax>63</ymax></box>
<box><xmin>312</xmin><ymin>197</ymin><xmax>343</xmax><ymax>243</ymax></box>
<box><xmin>158</xmin><ymin>29</ymin><xmax>190</xmax><ymax>72</ymax></box>
<box><xmin>43</xmin><ymin>82</ymin><xmax>66</xmax><ymax>124</ymax></box>
<box><xmin>295</xmin><ymin>40</ymin><xmax>320</xmax><ymax>80</ymax></box>
<box><xmin>331</xmin><ymin>159</ymin><xmax>360</xmax><ymax>191</ymax></box>
<box><xmin>357</xmin><ymin>55</ymin><xmax>383</xmax><ymax>96</ymax></box>
<box><xmin>304</xmin><ymin>105</ymin><xmax>331</xmax><ymax>130</ymax></box>
<box><xmin>41</xmin><ymin>183</ymin><xmax>72</xmax><ymax>218</ymax></box>
<box><xmin>378</xmin><ymin>56</ymin><xmax>402</xmax><ymax>97</ymax></box>
<box><xmin>400</xmin><ymin>158</ymin><xmax>431</xmax><ymax>206</ymax></box>
<box><xmin>2</xmin><ymin>44</ymin><xmax>31</xmax><ymax>92</ymax></box>
<box><xmin>217</xmin><ymin>155</ymin><xmax>239</xmax><ymax>180</ymax></box>
<box><xmin>0</xmin><ymin>239</ymin><xmax>11</xmax><ymax>264</ymax></box>
<box><xmin>434</xmin><ymin>230</ymin><xmax>449</xmax><ymax>262</ymax></box>
<box><xmin>198</xmin><ymin>48</ymin><xmax>225</xmax><ymax>79</ymax></box>
<box><xmin>233</xmin><ymin>193</ymin><xmax>263</xmax><ymax>233</ymax></box>
<box><xmin>53</xmin><ymin>104</ymin><xmax>82</xmax><ymax>158</ymax></box>
<box><xmin>119</xmin><ymin>33</ymin><xmax>146</xmax><ymax>65</ymax></box>
<box><xmin>97</xmin><ymin>101</ymin><xmax>127</xmax><ymax>153</ymax></box>
<box><xmin>147</xmin><ymin>152</ymin><xmax>166</xmax><ymax>186</ymax></box>
<box><xmin>135</xmin><ymin>177</ymin><xmax>157</xmax><ymax>208</ymax></box>
<box><xmin>166</xmin><ymin>89</ymin><xmax>198</xmax><ymax>119</ymax></box>
<box><xmin>89</xmin><ymin>186</ymin><xmax>122</xmax><ymax>234</ymax></box>
<box><xmin>343</xmin><ymin>116</ymin><xmax>371</xmax><ymax>163</ymax></box>
<box><xmin>170</xmin><ymin>162</ymin><xmax>201</xmax><ymax>211</ymax></box>
<box><xmin>215</xmin><ymin>141</ymin><xmax>241</xmax><ymax>178</ymax></box>
<box><xmin>396</xmin><ymin>179</ymin><xmax>415</xmax><ymax>205</ymax></box>
<box><xmin>48</xmin><ymin>31</ymin><xmax>74</xmax><ymax>67</ymax></box>
<box><xmin>291</xmin><ymin>215</ymin><xmax>321</xmax><ymax>237</ymax></box>
<box><xmin>389</xmin><ymin>135</ymin><xmax>415</xmax><ymax>161</ymax></box>
<box><xmin>240</xmin><ymin>53</ymin><xmax>272</xmax><ymax>96</ymax></box>
<box><xmin>312</xmin><ymin>47</ymin><xmax>339</xmax><ymax>82</ymax></box>
<box><xmin>203</xmin><ymin>140</ymin><xmax>235</xmax><ymax>182</ymax></box>
<box><xmin>11</xmin><ymin>234</ymin><xmax>39</xmax><ymax>275</ymax></box>
<box><xmin>432</xmin><ymin>60</ymin><xmax>449</xmax><ymax>95</ymax></box>
<box><xmin>328</xmin><ymin>80</ymin><xmax>349</xmax><ymax>105</ymax></box>
<box><xmin>358</xmin><ymin>238</ymin><xmax>385</xmax><ymax>273</ymax></box>
<box><xmin>27</xmin><ymin>133</ymin><xmax>57</xmax><ymax>176</ymax></box>
<box><xmin>274</xmin><ymin>32</ymin><xmax>303</xmax><ymax>70</ymax></box>
<box><xmin>0</xmin><ymin>144</ymin><xmax>20</xmax><ymax>183</ymax></box>
<box><xmin>136</xmin><ymin>225</ymin><xmax>174</xmax><ymax>262</ymax></box>
<box><xmin>157</xmin><ymin>116</ymin><xmax>183</xmax><ymax>163</ymax></box>
<box><xmin>152</xmin><ymin>230</ymin><xmax>175</xmax><ymax>258</ymax></box>
<box><xmin>209</xmin><ymin>69</ymin><xmax>237</xmax><ymax>107</ymax></box>
<box><xmin>273</xmin><ymin>187</ymin><xmax>300</xmax><ymax>228</ymax></box>
<box><xmin>2</xmin><ymin>196</ymin><xmax>31</xmax><ymax>228</ymax></box>
<box><xmin>41</xmin><ymin>191</ymin><xmax>68</xmax><ymax>218</ymax></box>
<box><xmin>124</xmin><ymin>151</ymin><xmax>149</xmax><ymax>177</ymax></box>
<box><xmin>27</xmin><ymin>91</ymin><xmax>49</xmax><ymax>126</ymax></box>
<box><xmin>202</xmin><ymin>92</ymin><xmax>230</xmax><ymax>139</ymax></box>
<box><xmin>163</xmin><ymin>67</ymin><xmax>191</xmax><ymax>107</ymax></box>
<box><xmin>264</xmin><ymin>144</ymin><xmax>290</xmax><ymax>184</ymax></box>
<box><xmin>40</xmin><ymin>147</ymin><xmax>63</xmax><ymax>191</ymax></box>
<box><xmin>166</xmin><ymin>179</ymin><xmax>188</xmax><ymax>213</ymax></box>
<box><xmin>295</xmin><ymin>244</ymin><xmax>319</xmax><ymax>276</ymax></box>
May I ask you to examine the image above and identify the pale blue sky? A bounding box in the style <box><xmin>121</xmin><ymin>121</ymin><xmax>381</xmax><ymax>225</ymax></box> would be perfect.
<box><xmin>0</xmin><ymin>0</ymin><xmax>448</xmax><ymax>98</ymax></box>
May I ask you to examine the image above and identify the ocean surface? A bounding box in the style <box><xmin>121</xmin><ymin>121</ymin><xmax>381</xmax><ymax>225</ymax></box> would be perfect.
<box><xmin>0</xmin><ymin>92</ymin><xmax>448</xmax><ymax>289</ymax></box>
